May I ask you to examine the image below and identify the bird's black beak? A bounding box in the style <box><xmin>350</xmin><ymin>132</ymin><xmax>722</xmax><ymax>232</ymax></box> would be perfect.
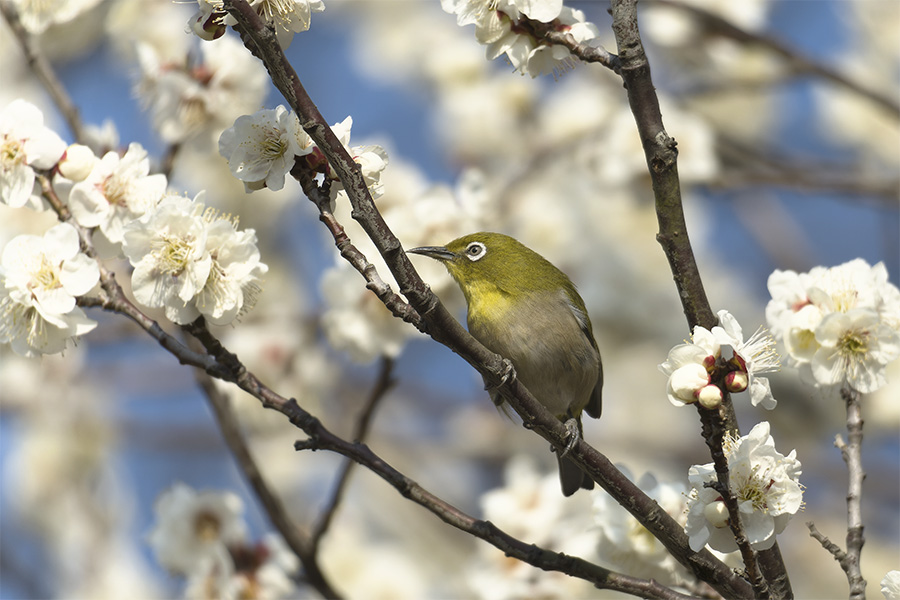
<box><xmin>407</xmin><ymin>245</ymin><xmax>455</xmax><ymax>261</ymax></box>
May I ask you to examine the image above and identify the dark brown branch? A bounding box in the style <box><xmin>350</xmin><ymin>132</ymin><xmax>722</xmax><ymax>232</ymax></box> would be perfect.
<box><xmin>0</xmin><ymin>1</ymin><xmax>86</xmax><ymax>143</ymax></box>
<box><xmin>292</xmin><ymin>165</ymin><xmax>423</xmax><ymax>330</ymax></box>
<box><xmin>658</xmin><ymin>0</ymin><xmax>900</xmax><ymax>118</ymax></box>
<box><xmin>610</xmin><ymin>0</ymin><xmax>715</xmax><ymax>332</ymax></box>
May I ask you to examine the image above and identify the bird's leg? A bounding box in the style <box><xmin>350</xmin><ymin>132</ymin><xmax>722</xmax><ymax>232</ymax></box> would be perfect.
<box><xmin>558</xmin><ymin>418</ymin><xmax>580</xmax><ymax>458</ymax></box>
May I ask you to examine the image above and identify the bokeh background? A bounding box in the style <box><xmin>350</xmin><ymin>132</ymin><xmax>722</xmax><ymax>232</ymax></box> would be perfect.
<box><xmin>1</xmin><ymin>0</ymin><xmax>898</xmax><ymax>598</ymax></box>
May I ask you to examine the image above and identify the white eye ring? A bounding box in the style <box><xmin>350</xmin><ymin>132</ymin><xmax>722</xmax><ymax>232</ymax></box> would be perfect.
<box><xmin>464</xmin><ymin>241</ymin><xmax>486</xmax><ymax>261</ymax></box>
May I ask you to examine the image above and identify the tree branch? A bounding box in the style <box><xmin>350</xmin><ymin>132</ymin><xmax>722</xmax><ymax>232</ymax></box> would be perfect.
<box><xmin>520</xmin><ymin>18</ymin><xmax>621</xmax><ymax>72</ymax></box>
<box><xmin>183</xmin><ymin>316</ymin><xmax>691</xmax><ymax>600</ymax></box>
<box><xmin>839</xmin><ymin>386</ymin><xmax>867</xmax><ymax>599</ymax></box>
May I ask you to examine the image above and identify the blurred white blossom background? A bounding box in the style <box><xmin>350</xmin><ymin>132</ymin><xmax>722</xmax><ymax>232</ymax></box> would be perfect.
<box><xmin>0</xmin><ymin>0</ymin><xmax>898</xmax><ymax>598</ymax></box>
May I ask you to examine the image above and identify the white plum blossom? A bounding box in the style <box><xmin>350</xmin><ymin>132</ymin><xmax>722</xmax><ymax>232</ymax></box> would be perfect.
<box><xmin>442</xmin><ymin>0</ymin><xmax>562</xmax><ymax>26</ymax></box>
<box><xmin>685</xmin><ymin>421</ymin><xmax>803</xmax><ymax>553</ymax></box>
<box><xmin>0</xmin><ymin>100</ymin><xmax>66</xmax><ymax>208</ymax></box>
<box><xmin>766</xmin><ymin>259</ymin><xmax>900</xmax><ymax>394</ymax></box>
<box><xmin>441</xmin><ymin>0</ymin><xmax>601</xmax><ymax>77</ymax></box>
<box><xmin>186</xmin><ymin>533</ymin><xmax>300</xmax><ymax>600</ymax></box>
<box><xmin>659</xmin><ymin>343</ymin><xmax>717</xmax><ymax>407</ymax></box>
<box><xmin>352</xmin><ymin>144</ymin><xmax>390</xmax><ymax>200</ymax></box>
<box><xmin>659</xmin><ymin>309</ymin><xmax>780</xmax><ymax>409</ymax></box>
<box><xmin>193</xmin><ymin>212</ymin><xmax>267</xmax><ymax>326</ymax></box>
<box><xmin>812</xmin><ymin>308</ymin><xmax>900</xmax><ymax>394</ymax></box>
<box><xmin>323</xmin><ymin>117</ymin><xmax>390</xmax><ymax>204</ymax></box>
<box><xmin>319</xmin><ymin>262</ymin><xmax>409</xmax><ymax>363</ymax></box>
<box><xmin>149</xmin><ymin>483</ymin><xmax>301</xmax><ymax>599</ymax></box>
<box><xmin>68</xmin><ymin>142</ymin><xmax>167</xmax><ymax>244</ymax></box>
<box><xmin>882</xmin><ymin>570</ymin><xmax>900</xmax><ymax>600</ymax></box>
<box><xmin>146</xmin><ymin>482</ymin><xmax>247</xmax><ymax>576</ymax></box>
<box><xmin>191</xmin><ymin>0</ymin><xmax>324</xmax><ymax>48</ymax></box>
<box><xmin>592</xmin><ymin>469</ymin><xmax>694</xmax><ymax>587</ymax></box>
<box><xmin>249</xmin><ymin>0</ymin><xmax>325</xmax><ymax>47</ymax></box>
<box><xmin>0</xmin><ymin>223</ymin><xmax>99</xmax><ymax>357</ymax></box>
<box><xmin>218</xmin><ymin>105</ymin><xmax>314</xmax><ymax>192</ymax></box>
<box><xmin>123</xmin><ymin>194</ymin><xmax>212</xmax><ymax>324</ymax></box>
<box><xmin>136</xmin><ymin>35</ymin><xmax>268</xmax><ymax>145</ymax></box>
<box><xmin>122</xmin><ymin>194</ymin><xmax>266</xmax><ymax>326</ymax></box>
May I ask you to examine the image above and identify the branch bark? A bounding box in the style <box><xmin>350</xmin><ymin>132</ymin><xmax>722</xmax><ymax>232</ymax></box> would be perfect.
<box><xmin>839</xmin><ymin>387</ymin><xmax>867</xmax><ymax>599</ymax></box>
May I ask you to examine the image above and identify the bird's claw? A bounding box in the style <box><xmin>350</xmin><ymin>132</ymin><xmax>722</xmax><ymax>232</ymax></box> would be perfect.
<box><xmin>485</xmin><ymin>358</ymin><xmax>516</xmax><ymax>391</ymax></box>
<box><xmin>558</xmin><ymin>418</ymin><xmax>580</xmax><ymax>458</ymax></box>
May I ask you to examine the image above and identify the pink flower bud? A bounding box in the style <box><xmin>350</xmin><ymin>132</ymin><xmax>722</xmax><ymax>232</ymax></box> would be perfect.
<box><xmin>725</xmin><ymin>370</ymin><xmax>749</xmax><ymax>393</ymax></box>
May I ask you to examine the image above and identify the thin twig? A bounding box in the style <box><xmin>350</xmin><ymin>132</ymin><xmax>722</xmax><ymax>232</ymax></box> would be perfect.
<box><xmin>807</xmin><ymin>521</ymin><xmax>847</xmax><ymax>561</ymax></box>
<box><xmin>309</xmin><ymin>355</ymin><xmax>395</xmax><ymax>556</ymax></box>
<box><xmin>520</xmin><ymin>18</ymin><xmax>621</xmax><ymax>72</ymax></box>
<box><xmin>0</xmin><ymin>1</ymin><xmax>86</xmax><ymax>142</ymax></box>
<box><xmin>292</xmin><ymin>165</ymin><xmax>423</xmax><ymax>329</ymax></box>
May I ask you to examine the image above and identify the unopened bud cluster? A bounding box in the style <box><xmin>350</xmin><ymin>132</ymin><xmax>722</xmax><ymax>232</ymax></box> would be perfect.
<box><xmin>660</xmin><ymin>310</ymin><xmax>780</xmax><ymax>411</ymax></box>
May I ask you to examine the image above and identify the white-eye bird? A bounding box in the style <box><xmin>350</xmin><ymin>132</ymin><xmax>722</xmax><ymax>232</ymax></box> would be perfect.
<box><xmin>408</xmin><ymin>232</ymin><xmax>602</xmax><ymax>496</ymax></box>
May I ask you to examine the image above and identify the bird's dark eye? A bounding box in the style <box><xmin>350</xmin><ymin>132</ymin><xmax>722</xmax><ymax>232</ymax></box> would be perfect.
<box><xmin>465</xmin><ymin>241</ymin><xmax>486</xmax><ymax>261</ymax></box>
